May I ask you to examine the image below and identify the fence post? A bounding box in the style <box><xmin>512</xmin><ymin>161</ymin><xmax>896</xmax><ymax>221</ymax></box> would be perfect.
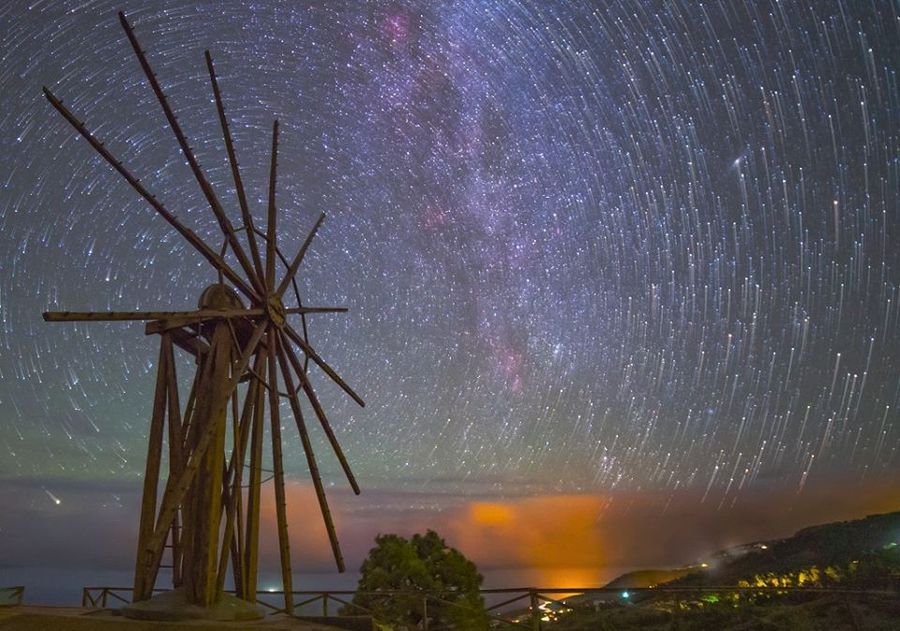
<box><xmin>530</xmin><ymin>589</ymin><xmax>540</xmax><ymax>631</ymax></box>
<box><xmin>673</xmin><ymin>592</ymin><xmax>680</xmax><ymax>630</ymax></box>
<box><xmin>323</xmin><ymin>593</ymin><xmax>329</xmax><ymax>617</ymax></box>
<box><xmin>422</xmin><ymin>595</ymin><xmax>429</xmax><ymax>631</ymax></box>
<box><xmin>843</xmin><ymin>593</ymin><xmax>861</xmax><ymax>631</ymax></box>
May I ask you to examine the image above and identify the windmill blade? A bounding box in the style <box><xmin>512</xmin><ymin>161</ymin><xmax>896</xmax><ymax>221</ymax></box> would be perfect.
<box><xmin>42</xmin><ymin>88</ymin><xmax>258</xmax><ymax>302</ymax></box>
<box><xmin>284</xmin><ymin>323</ymin><xmax>365</xmax><ymax>407</ymax></box>
<box><xmin>266</xmin><ymin>329</ymin><xmax>295</xmax><ymax>609</ymax></box>
<box><xmin>243</xmin><ymin>351</ymin><xmax>267</xmax><ymax>599</ymax></box>
<box><xmin>272</xmin><ymin>332</ymin><xmax>345</xmax><ymax>571</ymax></box>
<box><xmin>205</xmin><ymin>50</ymin><xmax>266</xmax><ymax>285</ymax></box>
<box><xmin>45</xmin><ymin>307</ymin><xmax>342</xmax><ymax>331</ymax></box>
<box><xmin>286</xmin><ymin>306</ymin><xmax>348</xmax><ymax>315</ymax></box>
<box><xmin>275</xmin><ymin>212</ymin><xmax>325</xmax><ymax>300</ymax></box>
<box><xmin>265</xmin><ymin>120</ymin><xmax>279</xmax><ymax>290</ymax></box>
<box><xmin>266</xmin><ymin>234</ymin><xmax>315</xmax><ymax>373</ymax></box>
<box><xmin>279</xmin><ymin>330</ymin><xmax>360</xmax><ymax>494</ymax></box>
<box><xmin>118</xmin><ymin>13</ymin><xmax>264</xmax><ymax>298</ymax></box>
<box><xmin>295</xmin><ymin>287</ymin><xmax>312</xmax><ymax>375</ymax></box>
<box><xmin>44</xmin><ymin>308</ymin><xmax>265</xmax><ymax>322</ymax></box>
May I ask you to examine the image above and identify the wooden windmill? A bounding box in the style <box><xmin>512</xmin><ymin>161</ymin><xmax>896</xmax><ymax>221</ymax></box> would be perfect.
<box><xmin>42</xmin><ymin>12</ymin><xmax>363</xmax><ymax>614</ymax></box>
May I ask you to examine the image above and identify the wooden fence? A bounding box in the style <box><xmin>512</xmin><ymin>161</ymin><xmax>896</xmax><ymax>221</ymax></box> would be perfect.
<box><xmin>79</xmin><ymin>584</ymin><xmax>900</xmax><ymax>629</ymax></box>
<box><xmin>0</xmin><ymin>586</ymin><xmax>25</xmax><ymax>607</ymax></box>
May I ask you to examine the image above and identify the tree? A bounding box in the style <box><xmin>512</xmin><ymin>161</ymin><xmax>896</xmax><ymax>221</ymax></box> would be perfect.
<box><xmin>347</xmin><ymin>530</ymin><xmax>489</xmax><ymax>630</ymax></box>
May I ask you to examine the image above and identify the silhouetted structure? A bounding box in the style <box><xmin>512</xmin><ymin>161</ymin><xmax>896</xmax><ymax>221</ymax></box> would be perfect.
<box><xmin>42</xmin><ymin>11</ymin><xmax>363</xmax><ymax>615</ymax></box>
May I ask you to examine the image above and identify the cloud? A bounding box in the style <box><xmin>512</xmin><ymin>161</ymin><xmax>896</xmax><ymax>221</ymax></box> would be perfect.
<box><xmin>447</xmin><ymin>495</ymin><xmax>607</xmax><ymax>569</ymax></box>
<box><xmin>436</xmin><ymin>476</ymin><xmax>900</xmax><ymax>575</ymax></box>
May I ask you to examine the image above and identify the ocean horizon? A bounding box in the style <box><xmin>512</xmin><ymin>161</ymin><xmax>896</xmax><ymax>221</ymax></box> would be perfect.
<box><xmin>3</xmin><ymin>565</ymin><xmax>633</xmax><ymax>608</ymax></box>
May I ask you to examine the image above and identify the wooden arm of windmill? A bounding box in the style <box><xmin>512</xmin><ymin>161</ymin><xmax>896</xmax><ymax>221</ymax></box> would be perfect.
<box><xmin>205</xmin><ymin>50</ymin><xmax>266</xmax><ymax>284</ymax></box>
<box><xmin>142</xmin><ymin>306</ymin><xmax>347</xmax><ymax>337</ymax></box>
<box><xmin>41</xmin><ymin>87</ymin><xmax>260</xmax><ymax>304</ymax></box>
<box><xmin>119</xmin><ymin>13</ymin><xmax>266</xmax><ymax>298</ymax></box>
<box><xmin>284</xmin><ymin>323</ymin><xmax>365</xmax><ymax>407</ymax></box>
<box><xmin>44</xmin><ymin>306</ymin><xmax>347</xmax><ymax>324</ymax></box>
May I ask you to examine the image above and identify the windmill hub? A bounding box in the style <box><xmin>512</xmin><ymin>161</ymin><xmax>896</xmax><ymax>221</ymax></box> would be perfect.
<box><xmin>266</xmin><ymin>293</ymin><xmax>286</xmax><ymax>328</ymax></box>
<box><xmin>198</xmin><ymin>283</ymin><xmax>243</xmax><ymax>311</ymax></box>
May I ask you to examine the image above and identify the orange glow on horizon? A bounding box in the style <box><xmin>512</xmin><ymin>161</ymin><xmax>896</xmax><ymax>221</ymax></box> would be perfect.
<box><xmin>450</xmin><ymin>495</ymin><xmax>607</xmax><ymax>572</ymax></box>
<box><xmin>249</xmin><ymin>477</ymin><xmax>899</xmax><ymax>586</ymax></box>
<box><xmin>470</xmin><ymin>502</ymin><xmax>516</xmax><ymax>525</ymax></box>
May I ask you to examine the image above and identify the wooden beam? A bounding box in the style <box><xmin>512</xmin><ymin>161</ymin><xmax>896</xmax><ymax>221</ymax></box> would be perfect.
<box><xmin>176</xmin><ymin>368</ymin><xmax>201</xmax><ymax>585</ymax></box>
<box><xmin>265</xmin><ymin>121</ymin><xmax>279</xmax><ymax>290</ymax></box>
<box><xmin>169</xmin><ymin>326</ymin><xmax>209</xmax><ymax>358</ymax></box>
<box><xmin>279</xmin><ymin>331</ymin><xmax>360</xmax><ymax>495</ymax></box>
<box><xmin>133</xmin><ymin>336</ymin><xmax>170</xmax><ymax>601</ymax></box>
<box><xmin>275</xmin><ymin>213</ymin><xmax>325</xmax><ymax>299</ymax></box>
<box><xmin>205</xmin><ymin>50</ymin><xmax>266</xmax><ymax>284</ymax></box>
<box><xmin>136</xmin><ymin>320</ymin><xmax>268</xmax><ymax>591</ymax></box>
<box><xmin>243</xmin><ymin>356</ymin><xmax>266</xmax><ymax>602</ymax></box>
<box><xmin>274</xmin><ymin>334</ymin><xmax>345</xmax><ymax>572</ymax></box>
<box><xmin>164</xmin><ymin>336</ymin><xmax>184</xmax><ymax>587</ymax></box>
<box><xmin>284</xmin><ymin>323</ymin><xmax>365</xmax><ymax>407</ymax></box>
<box><xmin>196</xmin><ymin>324</ymin><xmax>232</xmax><ymax>605</ymax></box>
<box><xmin>118</xmin><ymin>12</ymin><xmax>264</xmax><ymax>298</ymax></box>
<box><xmin>215</xmin><ymin>350</ymin><xmax>263</xmax><ymax>598</ymax></box>
<box><xmin>46</xmin><ymin>308</ymin><xmax>264</xmax><ymax>323</ymax></box>
<box><xmin>267</xmin><ymin>330</ymin><xmax>294</xmax><ymax>613</ymax></box>
<box><xmin>141</xmin><ymin>306</ymin><xmax>345</xmax><ymax>337</ymax></box>
<box><xmin>42</xmin><ymin>87</ymin><xmax>258</xmax><ymax>303</ymax></box>
<box><xmin>285</xmin><ymin>306</ymin><xmax>350</xmax><ymax>315</ymax></box>
<box><xmin>181</xmin><ymin>328</ymin><xmax>221</xmax><ymax>604</ymax></box>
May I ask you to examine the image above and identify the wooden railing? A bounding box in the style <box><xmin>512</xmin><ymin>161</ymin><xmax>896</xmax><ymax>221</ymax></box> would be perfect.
<box><xmin>79</xmin><ymin>584</ymin><xmax>900</xmax><ymax>629</ymax></box>
<box><xmin>0</xmin><ymin>586</ymin><xmax>25</xmax><ymax>607</ymax></box>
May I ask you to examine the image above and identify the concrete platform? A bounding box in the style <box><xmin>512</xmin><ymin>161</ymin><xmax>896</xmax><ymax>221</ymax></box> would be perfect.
<box><xmin>121</xmin><ymin>588</ymin><xmax>264</xmax><ymax>622</ymax></box>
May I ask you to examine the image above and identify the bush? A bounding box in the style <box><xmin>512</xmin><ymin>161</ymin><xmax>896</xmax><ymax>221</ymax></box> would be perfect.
<box><xmin>346</xmin><ymin>530</ymin><xmax>489</xmax><ymax>630</ymax></box>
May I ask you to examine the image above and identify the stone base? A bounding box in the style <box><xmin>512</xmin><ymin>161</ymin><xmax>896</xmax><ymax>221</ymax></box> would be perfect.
<box><xmin>121</xmin><ymin>588</ymin><xmax>264</xmax><ymax>622</ymax></box>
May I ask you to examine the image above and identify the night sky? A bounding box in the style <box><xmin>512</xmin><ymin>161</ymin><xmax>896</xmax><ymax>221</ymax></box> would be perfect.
<box><xmin>1</xmin><ymin>0</ymin><xmax>899</xmax><ymax>599</ymax></box>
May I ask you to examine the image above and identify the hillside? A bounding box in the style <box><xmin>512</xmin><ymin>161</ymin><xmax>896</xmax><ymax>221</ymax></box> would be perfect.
<box><xmin>548</xmin><ymin>510</ymin><xmax>900</xmax><ymax>630</ymax></box>
<box><xmin>603</xmin><ymin>568</ymin><xmax>697</xmax><ymax>589</ymax></box>
<box><xmin>670</xmin><ymin>509</ymin><xmax>900</xmax><ymax>588</ymax></box>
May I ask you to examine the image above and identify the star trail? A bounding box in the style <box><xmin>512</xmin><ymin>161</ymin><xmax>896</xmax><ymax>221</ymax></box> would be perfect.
<box><xmin>1</xmin><ymin>0</ymin><xmax>899</xmax><ymax>584</ymax></box>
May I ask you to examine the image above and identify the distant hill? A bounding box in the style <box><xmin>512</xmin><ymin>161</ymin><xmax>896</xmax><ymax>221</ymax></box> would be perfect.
<box><xmin>554</xmin><ymin>511</ymin><xmax>900</xmax><ymax>630</ymax></box>
<box><xmin>603</xmin><ymin>568</ymin><xmax>697</xmax><ymax>589</ymax></box>
<box><xmin>670</xmin><ymin>510</ymin><xmax>900</xmax><ymax>588</ymax></box>
<box><xmin>602</xmin><ymin>510</ymin><xmax>900</xmax><ymax>590</ymax></box>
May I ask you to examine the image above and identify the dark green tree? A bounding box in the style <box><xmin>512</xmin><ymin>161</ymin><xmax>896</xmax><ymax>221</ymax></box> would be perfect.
<box><xmin>346</xmin><ymin>530</ymin><xmax>489</xmax><ymax>630</ymax></box>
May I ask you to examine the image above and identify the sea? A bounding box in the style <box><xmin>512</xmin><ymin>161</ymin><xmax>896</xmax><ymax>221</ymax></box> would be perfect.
<box><xmin>2</xmin><ymin>565</ymin><xmax>633</xmax><ymax>608</ymax></box>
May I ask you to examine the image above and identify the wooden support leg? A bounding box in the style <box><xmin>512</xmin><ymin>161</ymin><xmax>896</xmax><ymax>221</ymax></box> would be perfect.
<box><xmin>164</xmin><ymin>337</ymin><xmax>184</xmax><ymax>586</ymax></box>
<box><xmin>216</xmin><ymin>351</ymin><xmax>263</xmax><ymax>598</ymax></box>
<box><xmin>194</xmin><ymin>323</ymin><xmax>232</xmax><ymax>606</ymax></box>
<box><xmin>243</xmin><ymin>360</ymin><xmax>266</xmax><ymax>602</ymax></box>
<box><xmin>133</xmin><ymin>335</ymin><xmax>171</xmax><ymax>601</ymax></box>
<box><xmin>144</xmin><ymin>322</ymin><xmax>268</xmax><ymax>604</ymax></box>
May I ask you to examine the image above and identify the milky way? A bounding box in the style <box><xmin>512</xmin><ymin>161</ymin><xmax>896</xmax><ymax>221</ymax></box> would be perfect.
<box><xmin>1</xmin><ymin>0</ymin><xmax>898</xmax><ymax>512</ymax></box>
